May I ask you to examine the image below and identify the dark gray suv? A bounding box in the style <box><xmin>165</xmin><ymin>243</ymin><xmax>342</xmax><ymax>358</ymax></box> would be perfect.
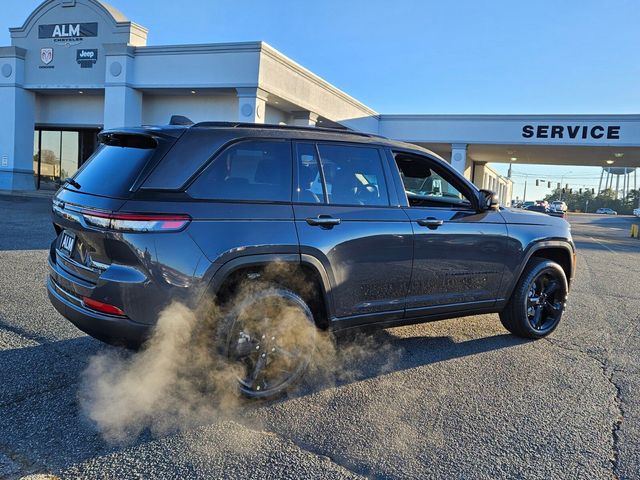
<box><xmin>48</xmin><ymin>121</ymin><xmax>575</xmax><ymax>397</ymax></box>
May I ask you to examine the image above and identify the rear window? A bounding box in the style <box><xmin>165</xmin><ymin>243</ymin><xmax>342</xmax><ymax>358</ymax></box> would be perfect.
<box><xmin>68</xmin><ymin>143</ymin><xmax>155</xmax><ymax>198</ymax></box>
<box><xmin>187</xmin><ymin>140</ymin><xmax>292</xmax><ymax>202</ymax></box>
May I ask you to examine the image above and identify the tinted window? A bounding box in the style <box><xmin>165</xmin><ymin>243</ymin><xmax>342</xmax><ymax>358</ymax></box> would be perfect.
<box><xmin>317</xmin><ymin>144</ymin><xmax>389</xmax><ymax>206</ymax></box>
<box><xmin>396</xmin><ymin>154</ymin><xmax>473</xmax><ymax>208</ymax></box>
<box><xmin>188</xmin><ymin>140</ymin><xmax>292</xmax><ymax>202</ymax></box>
<box><xmin>70</xmin><ymin>144</ymin><xmax>154</xmax><ymax>198</ymax></box>
<box><xmin>295</xmin><ymin>143</ymin><xmax>325</xmax><ymax>203</ymax></box>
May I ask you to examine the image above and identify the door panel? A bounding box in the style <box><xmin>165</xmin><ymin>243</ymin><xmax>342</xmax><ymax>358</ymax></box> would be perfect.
<box><xmin>403</xmin><ymin>207</ymin><xmax>507</xmax><ymax>315</ymax></box>
<box><xmin>392</xmin><ymin>150</ymin><xmax>508</xmax><ymax>315</ymax></box>
<box><xmin>293</xmin><ymin>141</ymin><xmax>413</xmax><ymax>320</ymax></box>
<box><xmin>295</xmin><ymin>204</ymin><xmax>413</xmax><ymax>319</ymax></box>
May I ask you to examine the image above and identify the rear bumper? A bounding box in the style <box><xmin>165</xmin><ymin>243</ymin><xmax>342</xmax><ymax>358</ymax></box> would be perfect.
<box><xmin>47</xmin><ymin>275</ymin><xmax>150</xmax><ymax>348</ymax></box>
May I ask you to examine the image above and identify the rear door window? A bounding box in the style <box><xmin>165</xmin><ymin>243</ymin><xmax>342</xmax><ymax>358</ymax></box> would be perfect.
<box><xmin>295</xmin><ymin>142</ymin><xmax>326</xmax><ymax>203</ymax></box>
<box><xmin>188</xmin><ymin>140</ymin><xmax>292</xmax><ymax>202</ymax></box>
<box><xmin>316</xmin><ymin>144</ymin><xmax>389</xmax><ymax>206</ymax></box>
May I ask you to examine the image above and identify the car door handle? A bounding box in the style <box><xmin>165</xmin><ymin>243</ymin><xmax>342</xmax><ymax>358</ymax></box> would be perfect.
<box><xmin>416</xmin><ymin>218</ymin><xmax>444</xmax><ymax>229</ymax></box>
<box><xmin>306</xmin><ymin>215</ymin><xmax>341</xmax><ymax>228</ymax></box>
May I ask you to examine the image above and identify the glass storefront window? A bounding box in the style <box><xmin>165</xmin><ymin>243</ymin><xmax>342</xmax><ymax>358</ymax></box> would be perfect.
<box><xmin>33</xmin><ymin>128</ymin><xmax>98</xmax><ymax>190</ymax></box>
<box><xmin>33</xmin><ymin>131</ymin><xmax>39</xmax><ymax>188</ymax></box>
<box><xmin>61</xmin><ymin>131</ymin><xmax>80</xmax><ymax>180</ymax></box>
<box><xmin>39</xmin><ymin>130</ymin><xmax>62</xmax><ymax>190</ymax></box>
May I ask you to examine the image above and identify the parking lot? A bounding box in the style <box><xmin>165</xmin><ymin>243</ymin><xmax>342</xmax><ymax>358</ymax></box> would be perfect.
<box><xmin>1</xmin><ymin>193</ymin><xmax>639</xmax><ymax>479</ymax></box>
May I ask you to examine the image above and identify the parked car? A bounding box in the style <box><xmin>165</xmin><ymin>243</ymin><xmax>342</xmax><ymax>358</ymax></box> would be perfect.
<box><xmin>524</xmin><ymin>204</ymin><xmax>548</xmax><ymax>213</ymax></box>
<box><xmin>633</xmin><ymin>208</ymin><xmax>640</xmax><ymax>217</ymax></box>
<box><xmin>47</xmin><ymin>121</ymin><xmax>576</xmax><ymax>398</ymax></box>
<box><xmin>524</xmin><ymin>204</ymin><xmax>565</xmax><ymax>218</ymax></box>
<box><xmin>596</xmin><ymin>208</ymin><xmax>617</xmax><ymax>215</ymax></box>
<box><xmin>551</xmin><ymin>201</ymin><xmax>568</xmax><ymax>213</ymax></box>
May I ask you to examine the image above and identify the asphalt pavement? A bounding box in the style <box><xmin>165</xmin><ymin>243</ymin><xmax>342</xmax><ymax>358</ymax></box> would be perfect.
<box><xmin>0</xmin><ymin>194</ymin><xmax>639</xmax><ymax>479</ymax></box>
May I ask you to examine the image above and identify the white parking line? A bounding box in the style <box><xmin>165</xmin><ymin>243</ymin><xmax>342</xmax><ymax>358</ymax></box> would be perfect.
<box><xmin>589</xmin><ymin>236</ymin><xmax>617</xmax><ymax>254</ymax></box>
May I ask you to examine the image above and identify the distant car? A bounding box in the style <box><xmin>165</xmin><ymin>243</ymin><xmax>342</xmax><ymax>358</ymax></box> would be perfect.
<box><xmin>633</xmin><ymin>208</ymin><xmax>640</xmax><ymax>217</ymax></box>
<box><xmin>522</xmin><ymin>201</ymin><xmax>535</xmax><ymax>209</ymax></box>
<box><xmin>551</xmin><ymin>201</ymin><xmax>568</xmax><ymax>213</ymax></box>
<box><xmin>596</xmin><ymin>208</ymin><xmax>617</xmax><ymax>215</ymax></box>
<box><xmin>524</xmin><ymin>205</ymin><xmax>549</xmax><ymax>213</ymax></box>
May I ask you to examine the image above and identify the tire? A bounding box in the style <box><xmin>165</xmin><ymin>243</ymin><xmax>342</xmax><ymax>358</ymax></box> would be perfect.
<box><xmin>218</xmin><ymin>285</ymin><xmax>316</xmax><ymax>399</ymax></box>
<box><xmin>499</xmin><ymin>258</ymin><xmax>568</xmax><ymax>339</ymax></box>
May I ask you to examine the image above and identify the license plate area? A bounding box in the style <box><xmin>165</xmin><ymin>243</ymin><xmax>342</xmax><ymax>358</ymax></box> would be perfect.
<box><xmin>59</xmin><ymin>231</ymin><xmax>76</xmax><ymax>257</ymax></box>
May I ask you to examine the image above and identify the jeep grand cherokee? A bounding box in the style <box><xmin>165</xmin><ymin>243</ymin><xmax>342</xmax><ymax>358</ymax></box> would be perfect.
<box><xmin>48</xmin><ymin>121</ymin><xmax>575</xmax><ymax>398</ymax></box>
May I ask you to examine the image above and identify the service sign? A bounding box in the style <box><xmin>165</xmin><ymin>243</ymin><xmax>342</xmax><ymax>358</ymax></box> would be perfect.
<box><xmin>38</xmin><ymin>22</ymin><xmax>98</xmax><ymax>40</ymax></box>
<box><xmin>521</xmin><ymin>124</ymin><xmax>621</xmax><ymax>141</ymax></box>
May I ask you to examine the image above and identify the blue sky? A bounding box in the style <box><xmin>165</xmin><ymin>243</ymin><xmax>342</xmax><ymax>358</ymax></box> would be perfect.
<box><xmin>3</xmin><ymin>0</ymin><xmax>639</xmax><ymax>199</ymax></box>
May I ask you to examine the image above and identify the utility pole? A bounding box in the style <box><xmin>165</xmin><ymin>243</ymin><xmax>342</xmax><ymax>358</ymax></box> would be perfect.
<box><xmin>522</xmin><ymin>179</ymin><xmax>527</xmax><ymax>203</ymax></box>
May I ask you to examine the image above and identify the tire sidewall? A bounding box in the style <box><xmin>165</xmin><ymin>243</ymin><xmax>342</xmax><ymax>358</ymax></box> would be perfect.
<box><xmin>514</xmin><ymin>260</ymin><xmax>568</xmax><ymax>338</ymax></box>
<box><xmin>219</xmin><ymin>285</ymin><xmax>316</xmax><ymax>399</ymax></box>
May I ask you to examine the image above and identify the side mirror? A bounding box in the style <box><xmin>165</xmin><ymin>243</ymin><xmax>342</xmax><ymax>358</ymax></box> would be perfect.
<box><xmin>479</xmin><ymin>189</ymin><xmax>500</xmax><ymax>210</ymax></box>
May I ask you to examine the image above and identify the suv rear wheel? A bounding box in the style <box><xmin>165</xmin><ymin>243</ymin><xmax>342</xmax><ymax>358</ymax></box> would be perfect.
<box><xmin>219</xmin><ymin>286</ymin><xmax>316</xmax><ymax>399</ymax></box>
<box><xmin>500</xmin><ymin>258</ymin><xmax>568</xmax><ymax>339</ymax></box>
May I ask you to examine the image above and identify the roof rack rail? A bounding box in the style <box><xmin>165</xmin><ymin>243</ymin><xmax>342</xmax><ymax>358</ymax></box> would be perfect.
<box><xmin>190</xmin><ymin>121</ymin><xmax>385</xmax><ymax>139</ymax></box>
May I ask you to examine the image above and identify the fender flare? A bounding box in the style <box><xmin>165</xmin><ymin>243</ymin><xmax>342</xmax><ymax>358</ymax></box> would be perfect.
<box><xmin>205</xmin><ymin>253</ymin><xmax>336</xmax><ymax>320</ymax></box>
<box><xmin>504</xmin><ymin>239</ymin><xmax>575</xmax><ymax>301</ymax></box>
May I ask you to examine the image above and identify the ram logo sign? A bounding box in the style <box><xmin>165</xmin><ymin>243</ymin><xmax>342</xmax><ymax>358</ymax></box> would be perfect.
<box><xmin>40</xmin><ymin>48</ymin><xmax>53</xmax><ymax>65</ymax></box>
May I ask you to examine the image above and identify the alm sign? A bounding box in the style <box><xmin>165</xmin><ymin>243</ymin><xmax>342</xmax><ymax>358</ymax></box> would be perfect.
<box><xmin>38</xmin><ymin>22</ymin><xmax>98</xmax><ymax>39</ymax></box>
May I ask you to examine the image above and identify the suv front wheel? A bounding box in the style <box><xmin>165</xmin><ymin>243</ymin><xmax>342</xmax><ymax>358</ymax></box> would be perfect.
<box><xmin>500</xmin><ymin>258</ymin><xmax>568</xmax><ymax>339</ymax></box>
<box><xmin>219</xmin><ymin>286</ymin><xmax>317</xmax><ymax>399</ymax></box>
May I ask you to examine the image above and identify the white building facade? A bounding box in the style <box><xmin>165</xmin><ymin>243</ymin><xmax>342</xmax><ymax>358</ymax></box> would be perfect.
<box><xmin>3</xmin><ymin>0</ymin><xmax>640</xmax><ymax>206</ymax></box>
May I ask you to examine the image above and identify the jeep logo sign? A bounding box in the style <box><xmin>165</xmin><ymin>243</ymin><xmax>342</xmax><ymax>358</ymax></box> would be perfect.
<box><xmin>522</xmin><ymin>124</ymin><xmax>621</xmax><ymax>140</ymax></box>
<box><xmin>38</xmin><ymin>22</ymin><xmax>98</xmax><ymax>39</ymax></box>
<box><xmin>76</xmin><ymin>49</ymin><xmax>98</xmax><ymax>68</ymax></box>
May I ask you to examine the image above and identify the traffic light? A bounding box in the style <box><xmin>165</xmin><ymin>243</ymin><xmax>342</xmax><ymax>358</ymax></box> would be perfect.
<box><xmin>579</xmin><ymin>188</ymin><xmax>582</xmax><ymax>194</ymax></box>
<box><xmin>547</xmin><ymin>181</ymin><xmax>551</xmax><ymax>188</ymax></box>
<box><xmin>592</xmin><ymin>188</ymin><xmax>595</xmax><ymax>194</ymax></box>
<box><xmin>535</xmin><ymin>179</ymin><xmax>539</xmax><ymax>186</ymax></box>
<box><xmin>557</xmin><ymin>182</ymin><xmax>561</xmax><ymax>189</ymax></box>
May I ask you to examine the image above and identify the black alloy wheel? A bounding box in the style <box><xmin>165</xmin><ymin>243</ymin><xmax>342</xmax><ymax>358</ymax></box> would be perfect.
<box><xmin>500</xmin><ymin>258</ymin><xmax>568</xmax><ymax>339</ymax></box>
<box><xmin>524</xmin><ymin>271</ymin><xmax>564</xmax><ymax>333</ymax></box>
<box><xmin>222</xmin><ymin>287</ymin><xmax>316</xmax><ymax>399</ymax></box>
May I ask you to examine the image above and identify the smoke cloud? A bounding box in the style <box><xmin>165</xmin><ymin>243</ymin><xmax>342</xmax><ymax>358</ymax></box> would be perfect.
<box><xmin>79</xmin><ymin>265</ymin><xmax>405</xmax><ymax>445</ymax></box>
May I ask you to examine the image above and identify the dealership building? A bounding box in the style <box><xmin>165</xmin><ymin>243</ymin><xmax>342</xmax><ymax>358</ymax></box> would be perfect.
<box><xmin>2</xmin><ymin>0</ymin><xmax>640</xmax><ymax>205</ymax></box>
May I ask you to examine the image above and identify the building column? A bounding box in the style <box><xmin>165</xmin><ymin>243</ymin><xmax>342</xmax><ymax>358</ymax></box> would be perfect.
<box><xmin>0</xmin><ymin>47</ymin><xmax>36</xmax><ymax>191</ymax></box>
<box><xmin>104</xmin><ymin>44</ymin><xmax>142</xmax><ymax>129</ymax></box>
<box><xmin>451</xmin><ymin>143</ymin><xmax>472</xmax><ymax>179</ymax></box>
<box><xmin>290</xmin><ymin>111</ymin><xmax>319</xmax><ymax>127</ymax></box>
<box><xmin>236</xmin><ymin>87</ymin><xmax>268</xmax><ymax>123</ymax></box>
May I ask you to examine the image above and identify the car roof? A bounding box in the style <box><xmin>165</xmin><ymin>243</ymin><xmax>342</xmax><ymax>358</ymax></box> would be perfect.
<box><xmin>126</xmin><ymin>122</ymin><xmax>435</xmax><ymax>155</ymax></box>
<box><xmin>106</xmin><ymin>122</ymin><xmax>452</xmax><ymax>191</ymax></box>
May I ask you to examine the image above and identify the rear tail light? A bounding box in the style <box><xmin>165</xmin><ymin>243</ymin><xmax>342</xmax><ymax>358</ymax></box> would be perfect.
<box><xmin>82</xmin><ymin>297</ymin><xmax>126</xmax><ymax>316</ymax></box>
<box><xmin>82</xmin><ymin>210</ymin><xmax>191</xmax><ymax>232</ymax></box>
